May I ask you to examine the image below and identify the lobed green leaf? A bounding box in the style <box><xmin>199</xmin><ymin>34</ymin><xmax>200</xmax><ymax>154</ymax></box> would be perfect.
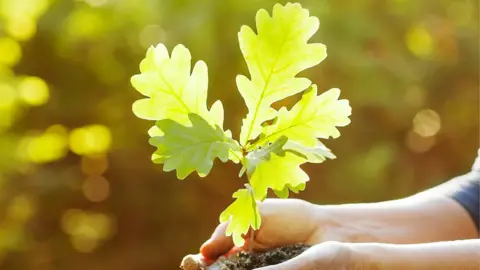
<box><xmin>131</xmin><ymin>43</ymin><xmax>225</xmax><ymax>131</ymax></box>
<box><xmin>237</xmin><ymin>3</ymin><xmax>327</xmax><ymax>146</ymax></box>
<box><xmin>253</xmin><ymin>85</ymin><xmax>351</xmax><ymax>162</ymax></box>
<box><xmin>220</xmin><ymin>186</ymin><xmax>260</xmax><ymax>247</ymax></box>
<box><xmin>150</xmin><ymin>113</ymin><xmax>240</xmax><ymax>179</ymax></box>
<box><xmin>249</xmin><ymin>151</ymin><xmax>309</xmax><ymax>201</ymax></box>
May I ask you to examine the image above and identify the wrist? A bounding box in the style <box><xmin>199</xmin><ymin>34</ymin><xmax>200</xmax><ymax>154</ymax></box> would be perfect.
<box><xmin>347</xmin><ymin>243</ymin><xmax>401</xmax><ymax>270</ymax></box>
<box><xmin>311</xmin><ymin>195</ymin><xmax>473</xmax><ymax>244</ymax></box>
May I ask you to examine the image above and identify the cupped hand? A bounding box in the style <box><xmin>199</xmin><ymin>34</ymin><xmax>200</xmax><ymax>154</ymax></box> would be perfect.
<box><xmin>200</xmin><ymin>198</ymin><xmax>357</xmax><ymax>260</ymax></box>
<box><xmin>254</xmin><ymin>241</ymin><xmax>372</xmax><ymax>270</ymax></box>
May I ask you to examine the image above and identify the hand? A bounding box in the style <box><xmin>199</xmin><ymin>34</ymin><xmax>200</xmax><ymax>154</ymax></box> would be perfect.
<box><xmin>257</xmin><ymin>240</ymin><xmax>480</xmax><ymax>270</ymax></box>
<box><xmin>185</xmin><ymin>241</ymin><xmax>372</xmax><ymax>270</ymax></box>
<box><xmin>200</xmin><ymin>198</ymin><xmax>322</xmax><ymax>259</ymax></box>
<box><xmin>200</xmin><ymin>198</ymin><xmax>372</xmax><ymax>260</ymax></box>
<box><xmin>254</xmin><ymin>241</ymin><xmax>372</xmax><ymax>270</ymax></box>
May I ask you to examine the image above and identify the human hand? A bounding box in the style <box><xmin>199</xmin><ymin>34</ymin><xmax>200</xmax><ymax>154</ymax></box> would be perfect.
<box><xmin>257</xmin><ymin>239</ymin><xmax>480</xmax><ymax>270</ymax></box>
<box><xmin>253</xmin><ymin>241</ymin><xmax>372</xmax><ymax>270</ymax></box>
<box><xmin>182</xmin><ymin>242</ymin><xmax>370</xmax><ymax>270</ymax></box>
<box><xmin>200</xmin><ymin>198</ymin><xmax>370</xmax><ymax>260</ymax></box>
<box><xmin>200</xmin><ymin>198</ymin><xmax>322</xmax><ymax>259</ymax></box>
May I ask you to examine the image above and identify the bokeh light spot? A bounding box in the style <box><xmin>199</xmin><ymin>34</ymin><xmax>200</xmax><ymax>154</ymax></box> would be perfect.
<box><xmin>0</xmin><ymin>84</ymin><xmax>18</xmax><ymax>131</ymax></box>
<box><xmin>0</xmin><ymin>0</ymin><xmax>50</xmax><ymax>19</ymax></box>
<box><xmin>61</xmin><ymin>209</ymin><xmax>115</xmax><ymax>253</ymax></box>
<box><xmin>69</xmin><ymin>125</ymin><xmax>112</xmax><ymax>156</ymax></box>
<box><xmin>405</xmin><ymin>25</ymin><xmax>434</xmax><ymax>59</ymax></box>
<box><xmin>82</xmin><ymin>176</ymin><xmax>110</xmax><ymax>202</ymax></box>
<box><xmin>18</xmin><ymin>76</ymin><xmax>50</xmax><ymax>106</ymax></box>
<box><xmin>0</xmin><ymin>109</ymin><xmax>16</xmax><ymax>131</ymax></box>
<box><xmin>81</xmin><ymin>154</ymin><xmax>109</xmax><ymax>176</ymax></box>
<box><xmin>19</xmin><ymin>125</ymin><xmax>69</xmax><ymax>163</ymax></box>
<box><xmin>0</xmin><ymin>37</ymin><xmax>22</xmax><ymax>66</ymax></box>
<box><xmin>0</xmin><ymin>0</ymin><xmax>51</xmax><ymax>41</ymax></box>
<box><xmin>405</xmin><ymin>130</ymin><xmax>436</xmax><ymax>153</ymax></box>
<box><xmin>0</xmin><ymin>84</ymin><xmax>16</xmax><ymax>109</ymax></box>
<box><xmin>7</xmin><ymin>195</ymin><xmax>34</xmax><ymax>222</ymax></box>
<box><xmin>64</xmin><ymin>8</ymin><xmax>105</xmax><ymax>39</ymax></box>
<box><xmin>61</xmin><ymin>209</ymin><xmax>84</xmax><ymax>234</ymax></box>
<box><xmin>413</xmin><ymin>109</ymin><xmax>441</xmax><ymax>137</ymax></box>
<box><xmin>5</xmin><ymin>19</ymin><xmax>37</xmax><ymax>41</ymax></box>
<box><xmin>71</xmin><ymin>236</ymin><xmax>99</xmax><ymax>253</ymax></box>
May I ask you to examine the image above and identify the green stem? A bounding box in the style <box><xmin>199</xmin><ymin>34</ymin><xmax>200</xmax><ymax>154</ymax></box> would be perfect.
<box><xmin>249</xmin><ymin>229</ymin><xmax>254</xmax><ymax>253</ymax></box>
<box><xmin>245</xmin><ymin>183</ymin><xmax>258</xmax><ymax>253</ymax></box>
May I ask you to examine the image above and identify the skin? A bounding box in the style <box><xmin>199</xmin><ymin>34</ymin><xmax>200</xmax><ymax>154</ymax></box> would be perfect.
<box><xmin>199</xmin><ymin>172</ymin><xmax>479</xmax><ymax>269</ymax></box>
<box><xmin>254</xmin><ymin>240</ymin><xmax>480</xmax><ymax>270</ymax></box>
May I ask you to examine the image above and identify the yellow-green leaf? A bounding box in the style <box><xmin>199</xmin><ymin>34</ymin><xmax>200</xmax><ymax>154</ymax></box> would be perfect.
<box><xmin>249</xmin><ymin>152</ymin><xmax>309</xmax><ymax>201</ymax></box>
<box><xmin>150</xmin><ymin>114</ymin><xmax>239</xmax><ymax>179</ymax></box>
<box><xmin>237</xmin><ymin>3</ymin><xmax>327</xmax><ymax>146</ymax></box>
<box><xmin>220</xmin><ymin>187</ymin><xmax>260</xmax><ymax>247</ymax></box>
<box><xmin>131</xmin><ymin>43</ymin><xmax>224</xmax><ymax>129</ymax></box>
<box><xmin>253</xmin><ymin>85</ymin><xmax>351</xmax><ymax>161</ymax></box>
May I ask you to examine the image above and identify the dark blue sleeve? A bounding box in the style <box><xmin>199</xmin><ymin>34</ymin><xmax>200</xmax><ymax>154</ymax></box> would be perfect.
<box><xmin>450</xmin><ymin>150</ymin><xmax>480</xmax><ymax>235</ymax></box>
<box><xmin>450</xmin><ymin>175</ymin><xmax>480</xmax><ymax>235</ymax></box>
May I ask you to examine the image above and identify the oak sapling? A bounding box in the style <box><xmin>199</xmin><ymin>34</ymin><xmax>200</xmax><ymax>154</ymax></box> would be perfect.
<box><xmin>130</xmin><ymin>2</ymin><xmax>352</xmax><ymax>268</ymax></box>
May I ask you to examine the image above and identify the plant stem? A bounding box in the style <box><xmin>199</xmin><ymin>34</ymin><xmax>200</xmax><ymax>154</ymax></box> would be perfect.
<box><xmin>248</xmin><ymin>229</ymin><xmax>254</xmax><ymax>253</ymax></box>
<box><xmin>245</xmin><ymin>183</ymin><xmax>258</xmax><ymax>254</ymax></box>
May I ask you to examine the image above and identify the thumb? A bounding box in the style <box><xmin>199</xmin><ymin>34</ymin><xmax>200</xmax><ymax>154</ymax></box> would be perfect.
<box><xmin>200</xmin><ymin>222</ymin><xmax>234</xmax><ymax>259</ymax></box>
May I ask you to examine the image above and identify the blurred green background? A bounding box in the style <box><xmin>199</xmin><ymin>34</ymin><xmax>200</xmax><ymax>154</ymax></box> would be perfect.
<box><xmin>0</xmin><ymin>0</ymin><xmax>478</xmax><ymax>269</ymax></box>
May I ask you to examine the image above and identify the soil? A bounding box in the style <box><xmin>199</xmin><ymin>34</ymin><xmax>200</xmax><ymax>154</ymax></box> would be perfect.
<box><xmin>181</xmin><ymin>244</ymin><xmax>310</xmax><ymax>270</ymax></box>
<box><xmin>214</xmin><ymin>244</ymin><xmax>310</xmax><ymax>270</ymax></box>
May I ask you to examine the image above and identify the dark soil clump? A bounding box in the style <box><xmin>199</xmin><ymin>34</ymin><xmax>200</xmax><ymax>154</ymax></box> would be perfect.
<box><xmin>214</xmin><ymin>244</ymin><xmax>310</xmax><ymax>270</ymax></box>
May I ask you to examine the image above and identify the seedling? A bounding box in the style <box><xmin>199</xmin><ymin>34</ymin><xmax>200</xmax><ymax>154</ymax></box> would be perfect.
<box><xmin>130</xmin><ymin>2</ymin><xmax>351</xmax><ymax>248</ymax></box>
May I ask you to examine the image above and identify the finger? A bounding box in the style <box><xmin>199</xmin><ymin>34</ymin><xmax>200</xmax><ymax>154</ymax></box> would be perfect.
<box><xmin>200</xmin><ymin>222</ymin><xmax>234</xmax><ymax>259</ymax></box>
<box><xmin>180</xmin><ymin>253</ymin><xmax>211</xmax><ymax>270</ymax></box>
